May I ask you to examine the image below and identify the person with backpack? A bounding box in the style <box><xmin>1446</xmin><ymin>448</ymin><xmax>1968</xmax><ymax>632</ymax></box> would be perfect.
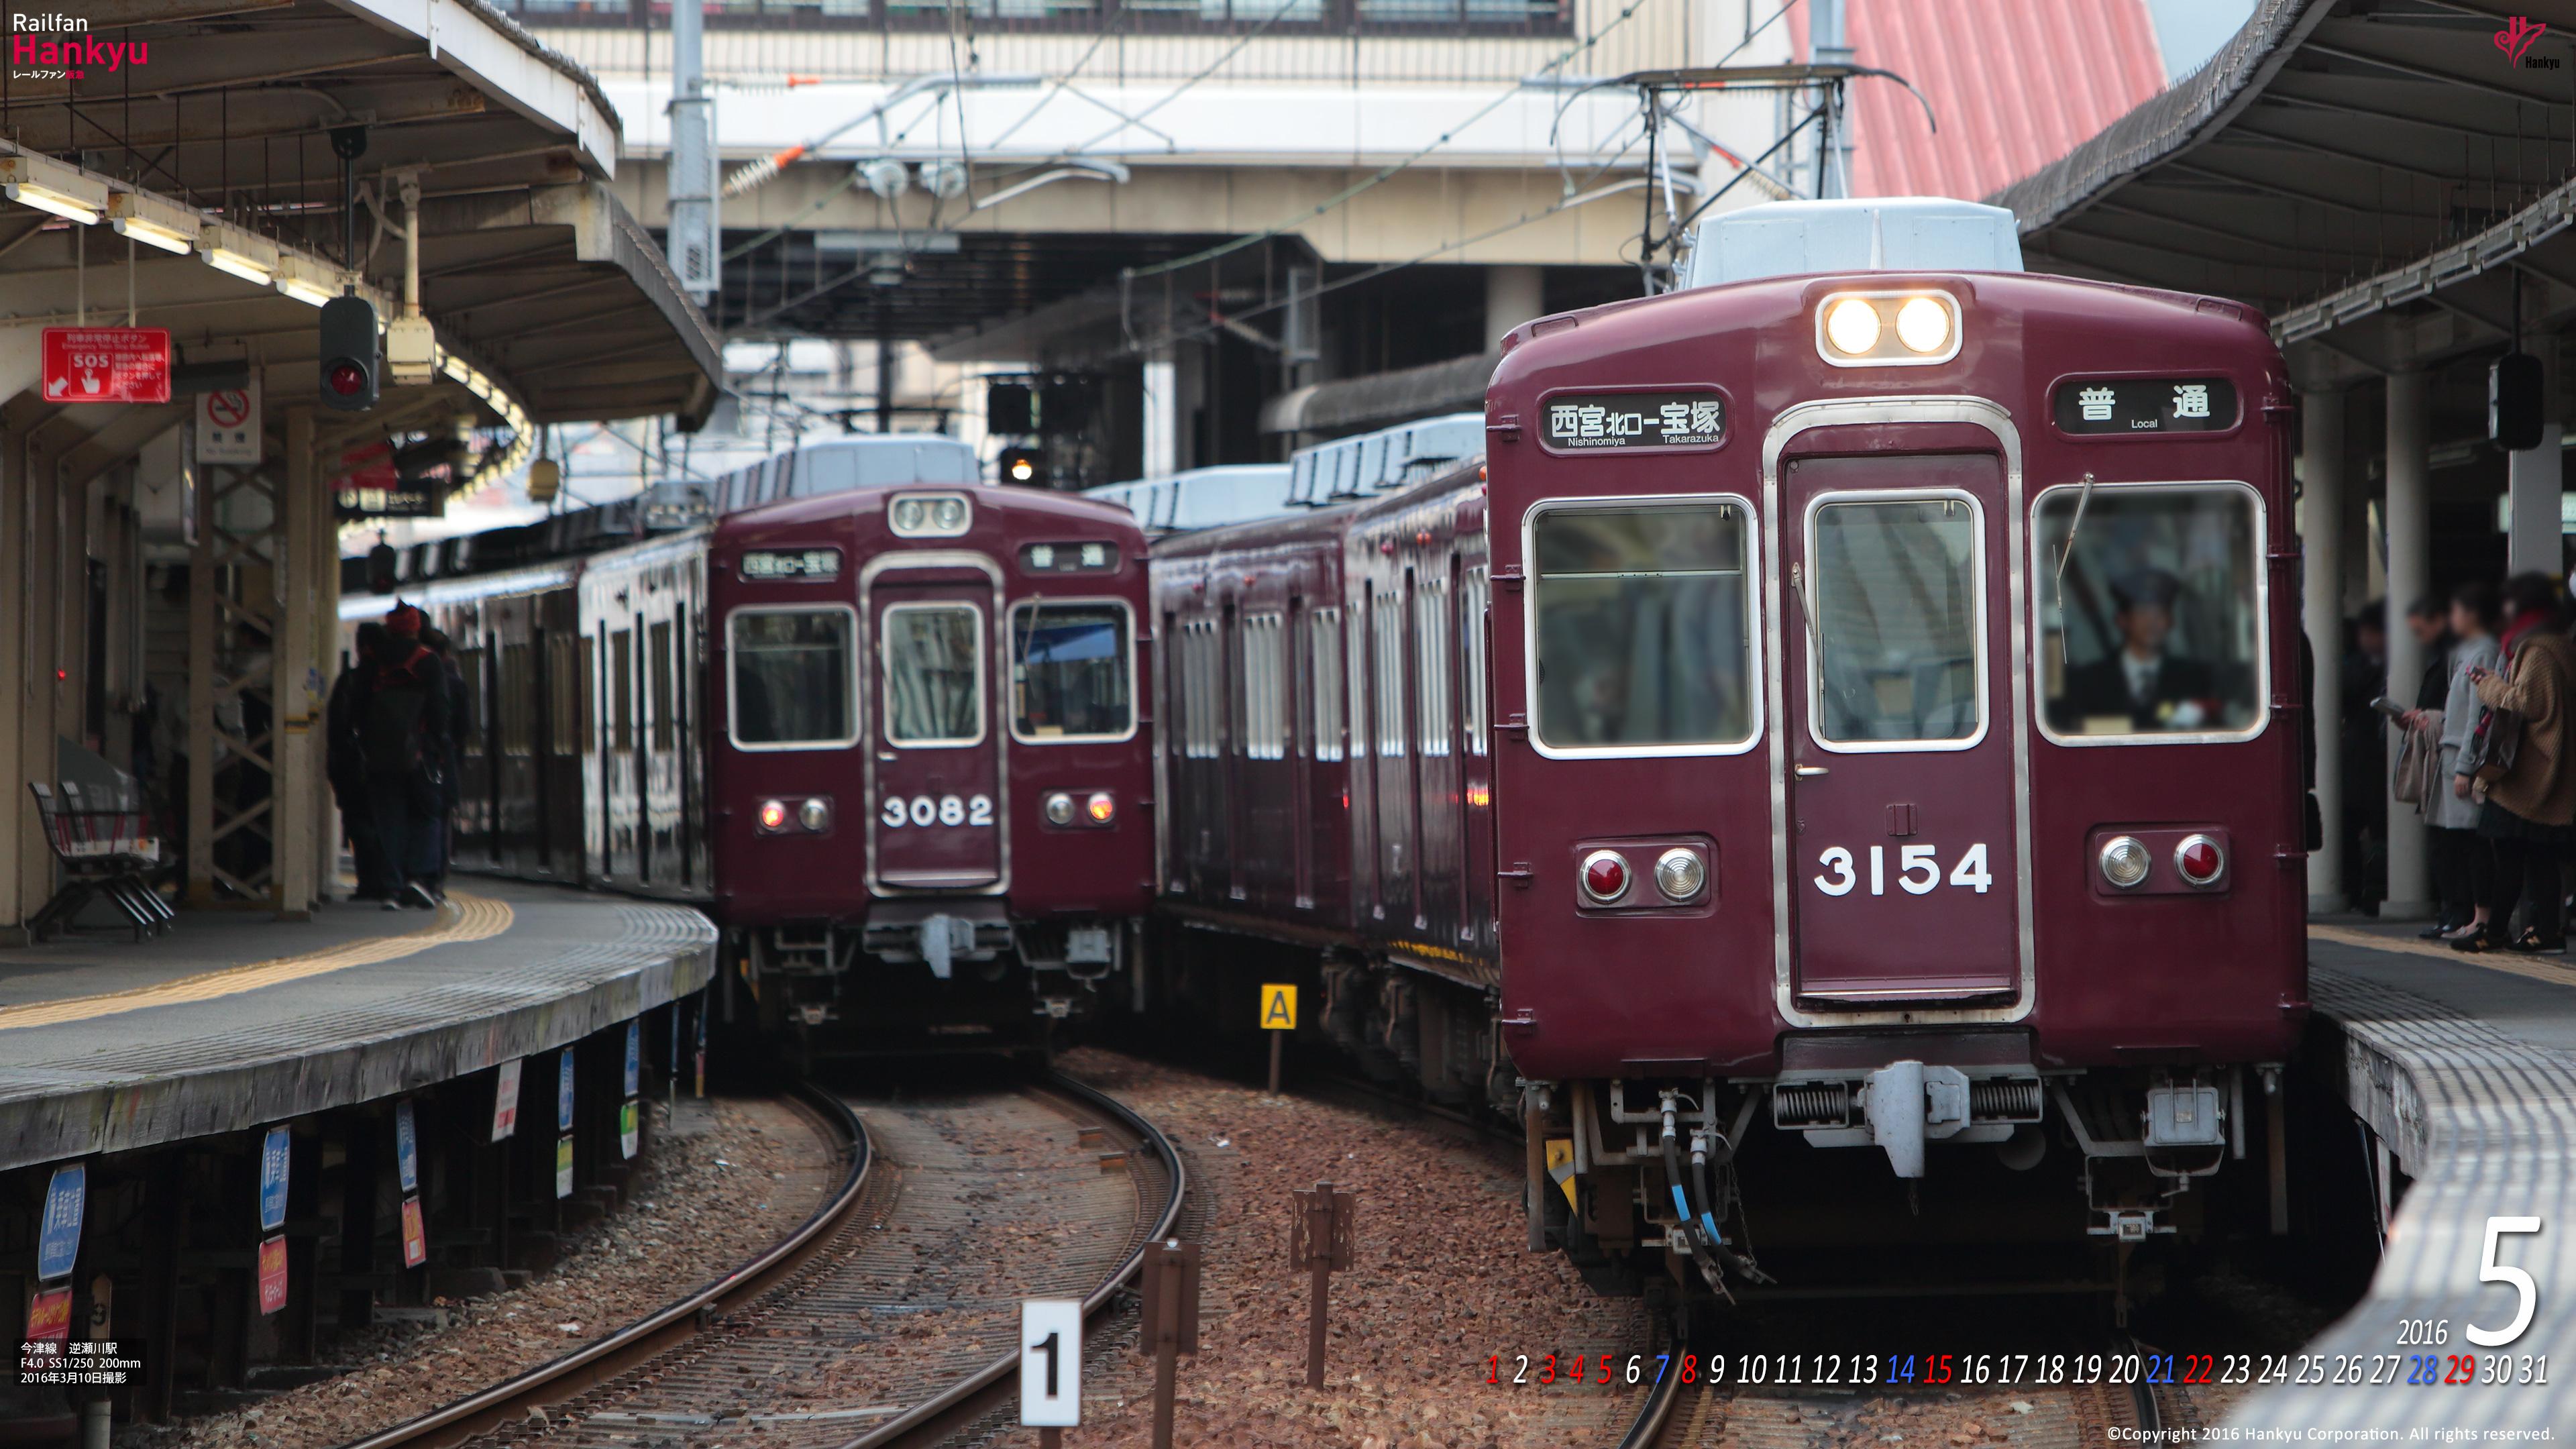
<box><xmin>358</xmin><ymin>604</ymin><xmax>452</xmax><ymax>910</ymax></box>
<box><xmin>2453</xmin><ymin>574</ymin><xmax>2576</xmax><ymax>955</ymax></box>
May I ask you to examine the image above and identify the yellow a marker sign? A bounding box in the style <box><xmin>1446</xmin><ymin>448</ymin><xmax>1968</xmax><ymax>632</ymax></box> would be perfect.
<box><xmin>1260</xmin><ymin>983</ymin><xmax>1298</xmax><ymax>1030</ymax></box>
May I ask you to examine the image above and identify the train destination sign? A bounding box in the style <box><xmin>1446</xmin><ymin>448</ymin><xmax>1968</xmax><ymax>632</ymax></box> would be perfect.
<box><xmin>1540</xmin><ymin>390</ymin><xmax>1725</xmax><ymax>451</ymax></box>
<box><xmin>741</xmin><ymin>548</ymin><xmax>840</xmax><ymax>582</ymax></box>
<box><xmin>2051</xmin><ymin>377</ymin><xmax>2237</xmax><ymax>435</ymax></box>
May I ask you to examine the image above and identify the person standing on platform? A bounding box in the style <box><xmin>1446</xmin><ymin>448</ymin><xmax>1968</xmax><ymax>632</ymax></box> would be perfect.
<box><xmin>417</xmin><ymin>625</ymin><xmax>468</xmax><ymax>900</ymax></box>
<box><xmin>2455</xmin><ymin>574</ymin><xmax>2576</xmax><ymax>955</ymax></box>
<box><xmin>2426</xmin><ymin>584</ymin><xmax>2502</xmax><ymax>942</ymax></box>
<box><xmin>2397</xmin><ymin>597</ymin><xmax>2461</xmax><ymax>936</ymax></box>
<box><xmin>327</xmin><ymin>623</ymin><xmax>389</xmax><ymax>900</ymax></box>
<box><xmin>356</xmin><ymin>604</ymin><xmax>451</xmax><ymax>911</ymax></box>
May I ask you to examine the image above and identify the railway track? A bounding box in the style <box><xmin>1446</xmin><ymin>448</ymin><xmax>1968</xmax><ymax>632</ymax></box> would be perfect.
<box><xmin>340</xmin><ymin>1072</ymin><xmax>1183</xmax><ymax>1449</ymax></box>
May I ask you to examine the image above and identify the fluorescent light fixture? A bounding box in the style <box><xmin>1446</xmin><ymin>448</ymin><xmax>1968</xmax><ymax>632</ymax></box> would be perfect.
<box><xmin>200</xmin><ymin>238</ymin><xmax>277</xmax><ymax>285</ymax></box>
<box><xmin>0</xmin><ymin>156</ymin><xmax>107</xmax><ymax>225</ymax></box>
<box><xmin>273</xmin><ymin>254</ymin><xmax>342</xmax><ymax>307</ymax></box>
<box><xmin>106</xmin><ymin>191</ymin><xmax>199</xmax><ymax>254</ymax></box>
<box><xmin>276</xmin><ymin>275</ymin><xmax>337</xmax><ymax>307</ymax></box>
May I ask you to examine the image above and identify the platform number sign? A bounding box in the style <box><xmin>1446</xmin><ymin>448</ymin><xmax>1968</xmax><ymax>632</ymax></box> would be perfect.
<box><xmin>1019</xmin><ymin>1299</ymin><xmax>1082</xmax><ymax>1428</ymax></box>
<box><xmin>259</xmin><ymin>1126</ymin><xmax>291</xmax><ymax>1233</ymax></box>
<box><xmin>36</xmin><ymin>1164</ymin><xmax>85</xmax><ymax>1281</ymax></box>
<box><xmin>395</xmin><ymin>1102</ymin><xmax>420</xmax><ymax>1194</ymax></box>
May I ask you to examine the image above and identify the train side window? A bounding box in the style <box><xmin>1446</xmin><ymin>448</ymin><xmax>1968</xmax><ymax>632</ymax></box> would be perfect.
<box><xmin>880</xmin><ymin>603</ymin><xmax>985</xmax><ymax>747</ymax></box>
<box><xmin>2034</xmin><ymin>482</ymin><xmax>2265</xmax><ymax>744</ymax></box>
<box><xmin>1807</xmin><ymin>493</ymin><xmax>1985</xmax><ymax>749</ymax></box>
<box><xmin>649</xmin><ymin>621</ymin><xmax>676</xmax><ymax>752</ymax></box>
<box><xmin>610</xmin><ymin>629</ymin><xmax>635</xmax><ymax>753</ymax></box>
<box><xmin>1415</xmin><ymin>580</ymin><xmax>1452</xmax><ymax>757</ymax></box>
<box><xmin>1008</xmin><ymin>600</ymin><xmax>1135</xmax><ymax>743</ymax></box>
<box><xmin>1242</xmin><ymin>612</ymin><xmax>1287</xmax><ymax>760</ymax></box>
<box><xmin>1373</xmin><ymin>590</ymin><xmax>1407</xmax><ymax>758</ymax></box>
<box><xmin>578</xmin><ymin>635</ymin><xmax>596</xmax><ymax>754</ymax></box>
<box><xmin>504</xmin><ymin>643</ymin><xmax>533</xmax><ymax>754</ymax></box>
<box><xmin>1462</xmin><ymin>567</ymin><xmax>1489</xmax><ymax>756</ymax></box>
<box><xmin>1528</xmin><ymin>500</ymin><xmax>1756</xmax><ymax>755</ymax></box>
<box><xmin>1309</xmin><ymin>608</ymin><xmax>1344</xmax><ymax>762</ymax></box>
<box><xmin>726</xmin><ymin>607</ymin><xmax>857</xmax><ymax>750</ymax></box>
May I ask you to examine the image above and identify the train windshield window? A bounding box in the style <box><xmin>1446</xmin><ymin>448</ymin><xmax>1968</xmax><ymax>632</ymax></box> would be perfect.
<box><xmin>728</xmin><ymin>609</ymin><xmax>855</xmax><ymax>749</ymax></box>
<box><xmin>1008</xmin><ymin>602</ymin><xmax>1133</xmax><ymax>742</ymax></box>
<box><xmin>1530</xmin><ymin>502</ymin><xmax>1754</xmax><ymax>752</ymax></box>
<box><xmin>2035</xmin><ymin>484</ymin><xmax>2263</xmax><ymax>741</ymax></box>
<box><xmin>882</xmin><ymin>604</ymin><xmax>985</xmax><ymax>747</ymax></box>
<box><xmin>1807</xmin><ymin>496</ymin><xmax>1984</xmax><ymax>747</ymax></box>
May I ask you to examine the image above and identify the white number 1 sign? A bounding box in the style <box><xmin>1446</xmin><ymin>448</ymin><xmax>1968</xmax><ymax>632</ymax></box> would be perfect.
<box><xmin>1020</xmin><ymin>1299</ymin><xmax>1082</xmax><ymax>1428</ymax></box>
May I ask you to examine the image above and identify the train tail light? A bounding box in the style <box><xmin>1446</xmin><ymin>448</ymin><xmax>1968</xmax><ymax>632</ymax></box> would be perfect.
<box><xmin>757</xmin><ymin>799</ymin><xmax>790</xmax><ymax>834</ymax></box>
<box><xmin>798</xmin><ymin>798</ymin><xmax>832</xmax><ymax>833</ymax></box>
<box><xmin>2099</xmin><ymin>835</ymin><xmax>2151</xmax><ymax>890</ymax></box>
<box><xmin>1581</xmin><ymin>849</ymin><xmax>1630</xmax><ymax>904</ymax></box>
<box><xmin>2174</xmin><ymin>834</ymin><xmax>2224</xmax><ymax>887</ymax></box>
<box><xmin>1044</xmin><ymin>792</ymin><xmax>1075</xmax><ymax>826</ymax></box>
<box><xmin>1654</xmin><ymin>847</ymin><xmax>1706</xmax><ymax>902</ymax></box>
<box><xmin>1086</xmin><ymin>792</ymin><xmax>1116</xmax><ymax>824</ymax></box>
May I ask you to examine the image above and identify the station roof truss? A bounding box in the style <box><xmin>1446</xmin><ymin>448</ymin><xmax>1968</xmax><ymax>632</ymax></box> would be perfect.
<box><xmin>0</xmin><ymin>0</ymin><xmax>719</xmax><ymax>427</ymax></box>
<box><xmin>1994</xmin><ymin>0</ymin><xmax>2576</xmax><ymax>386</ymax></box>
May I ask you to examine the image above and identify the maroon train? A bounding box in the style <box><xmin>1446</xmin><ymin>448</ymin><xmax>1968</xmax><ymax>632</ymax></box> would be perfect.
<box><xmin>366</xmin><ymin>436</ymin><xmax>1156</xmax><ymax>1056</ymax></box>
<box><xmin>1144</xmin><ymin>199</ymin><xmax>2306</xmax><ymax>1297</ymax></box>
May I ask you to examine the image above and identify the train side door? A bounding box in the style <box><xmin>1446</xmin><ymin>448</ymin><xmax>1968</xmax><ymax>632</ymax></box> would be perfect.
<box><xmin>1780</xmin><ymin>452</ymin><xmax>2021</xmax><ymax>1004</ymax></box>
<box><xmin>869</xmin><ymin>574</ymin><xmax>1002</xmax><ymax>890</ymax></box>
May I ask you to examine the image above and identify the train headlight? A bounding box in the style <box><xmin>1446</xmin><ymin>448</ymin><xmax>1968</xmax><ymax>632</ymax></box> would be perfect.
<box><xmin>2174</xmin><ymin>834</ymin><xmax>2225</xmax><ymax>887</ymax></box>
<box><xmin>1895</xmin><ymin>295</ymin><xmax>1951</xmax><ymax>354</ymax></box>
<box><xmin>1580</xmin><ymin>849</ymin><xmax>1631</xmax><ymax>904</ymax></box>
<box><xmin>1823</xmin><ymin>297</ymin><xmax>1882</xmax><ymax>356</ymax></box>
<box><xmin>889</xmin><ymin>492</ymin><xmax>971</xmax><ymax>537</ymax></box>
<box><xmin>2099</xmin><ymin>835</ymin><xmax>2151</xmax><ymax>890</ymax></box>
<box><xmin>1654</xmin><ymin>847</ymin><xmax>1706</xmax><ymax>902</ymax></box>
<box><xmin>1086</xmin><ymin>792</ymin><xmax>1116</xmax><ymax>824</ymax></box>
<box><xmin>799</xmin><ymin>797</ymin><xmax>832</xmax><ymax>833</ymax></box>
<box><xmin>756</xmin><ymin>799</ymin><xmax>790</xmax><ymax>834</ymax></box>
<box><xmin>1044</xmin><ymin>792</ymin><xmax>1075</xmax><ymax>826</ymax></box>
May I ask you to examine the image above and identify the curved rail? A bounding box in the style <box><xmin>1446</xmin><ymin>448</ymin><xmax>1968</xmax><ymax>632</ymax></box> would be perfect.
<box><xmin>841</xmin><ymin>1069</ymin><xmax>1190</xmax><ymax>1449</ymax></box>
<box><xmin>339</xmin><ymin>1081</ymin><xmax>871</xmax><ymax>1449</ymax></box>
<box><xmin>1614</xmin><ymin>1335</ymin><xmax>1690</xmax><ymax>1449</ymax></box>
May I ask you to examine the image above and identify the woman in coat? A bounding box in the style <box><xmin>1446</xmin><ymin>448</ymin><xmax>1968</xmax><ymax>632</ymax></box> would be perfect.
<box><xmin>2454</xmin><ymin>573</ymin><xmax>2576</xmax><ymax>954</ymax></box>
<box><xmin>2429</xmin><ymin>582</ymin><xmax>2502</xmax><ymax>940</ymax></box>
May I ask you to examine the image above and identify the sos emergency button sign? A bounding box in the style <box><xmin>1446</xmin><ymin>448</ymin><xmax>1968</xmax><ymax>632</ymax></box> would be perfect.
<box><xmin>41</xmin><ymin>327</ymin><xmax>171</xmax><ymax>405</ymax></box>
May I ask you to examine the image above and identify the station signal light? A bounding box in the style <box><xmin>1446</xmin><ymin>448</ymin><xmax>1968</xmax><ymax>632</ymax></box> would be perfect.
<box><xmin>999</xmin><ymin>445</ymin><xmax>1047</xmax><ymax>487</ymax></box>
<box><xmin>987</xmin><ymin>377</ymin><xmax>1037</xmax><ymax>435</ymax></box>
<box><xmin>318</xmin><ymin>293</ymin><xmax>379</xmax><ymax>413</ymax></box>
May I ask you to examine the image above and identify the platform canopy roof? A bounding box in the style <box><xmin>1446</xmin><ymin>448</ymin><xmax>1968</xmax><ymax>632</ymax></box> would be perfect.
<box><xmin>0</xmin><ymin>0</ymin><xmax>720</xmax><ymax>428</ymax></box>
<box><xmin>1994</xmin><ymin>0</ymin><xmax>2576</xmax><ymax>386</ymax></box>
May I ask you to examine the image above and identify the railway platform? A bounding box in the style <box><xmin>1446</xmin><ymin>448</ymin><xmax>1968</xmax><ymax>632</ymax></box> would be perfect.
<box><xmin>2233</xmin><ymin>924</ymin><xmax>2576</xmax><ymax>1429</ymax></box>
<box><xmin>0</xmin><ymin>879</ymin><xmax>718</xmax><ymax>1422</ymax></box>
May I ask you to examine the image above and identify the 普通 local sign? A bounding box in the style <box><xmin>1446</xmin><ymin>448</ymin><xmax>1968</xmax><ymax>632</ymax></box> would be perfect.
<box><xmin>42</xmin><ymin>327</ymin><xmax>171</xmax><ymax>405</ymax></box>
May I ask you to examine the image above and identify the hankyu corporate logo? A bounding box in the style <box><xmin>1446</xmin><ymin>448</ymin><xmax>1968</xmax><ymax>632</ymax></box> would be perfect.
<box><xmin>2496</xmin><ymin>15</ymin><xmax>2558</xmax><ymax>69</ymax></box>
<box><xmin>11</xmin><ymin>12</ymin><xmax>152</xmax><ymax>82</ymax></box>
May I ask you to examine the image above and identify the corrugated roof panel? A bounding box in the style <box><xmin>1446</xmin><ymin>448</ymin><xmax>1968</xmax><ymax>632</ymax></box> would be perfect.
<box><xmin>1793</xmin><ymin>0</ymin><xmax>2169</xmax><ymax>204</ymax></box>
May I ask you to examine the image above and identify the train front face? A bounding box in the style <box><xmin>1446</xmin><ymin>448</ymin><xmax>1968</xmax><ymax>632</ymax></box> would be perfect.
<box><xmin>707</xmin><ymin>485</ymin><xmax>1155</xmax><ymax>1052</ymax></box>
<box><xmin>1487</xmin><ymin>269</ymin><xmax>2305</xmax><ymax>1293</ymax></box>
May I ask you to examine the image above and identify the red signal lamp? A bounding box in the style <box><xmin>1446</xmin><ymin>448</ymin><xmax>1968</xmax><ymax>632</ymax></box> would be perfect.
<box><xmin>1580</xmin><ymin>849</ymin><xmax>1629</xmax><ymax>904</ymax></box>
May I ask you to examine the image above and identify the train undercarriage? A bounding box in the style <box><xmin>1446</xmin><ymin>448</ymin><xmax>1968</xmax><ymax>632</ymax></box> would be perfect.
<box><xmin>731</xmin><ymin>910</ymin><xmax>1138</xmax><ymax>1062</ymax></box>
<box><xmin>1143</xmin><ymin>921</ymin><xmax>2286</xmax><ymax>1307</ymax></box>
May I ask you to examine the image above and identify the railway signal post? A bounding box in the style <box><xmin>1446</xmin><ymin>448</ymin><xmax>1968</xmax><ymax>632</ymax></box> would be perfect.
<box><xmin>1138</xmin><ymin>1239</ymin><xmax>1198</xmax><ymax>1449</ymax></box>
<box><xmin>1260</xmin><ymin>983</ymin><xmax>1297</xmax><ymax>1094</ymax></box>
<box><xmin>1289</xmin><ymin>1182</ymin><xmax>1356</xmax><ymax>1388</ymax></box>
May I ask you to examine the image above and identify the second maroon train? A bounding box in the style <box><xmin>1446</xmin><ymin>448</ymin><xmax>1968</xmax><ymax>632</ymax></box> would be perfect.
<box><xmin>365</xmin><ymin>197</ymin><xmax>2307</xmax><ymax>1300</ymax></box>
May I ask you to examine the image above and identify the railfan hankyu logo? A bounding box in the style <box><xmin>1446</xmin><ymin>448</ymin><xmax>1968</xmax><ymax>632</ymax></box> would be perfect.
<box><xmin>2497</xmin><ymin>15</ymin><xmax>2559</xmax><ymax>68</ymax></box>
<box><xmin>11</xmin><ymin>12</ymin><xmax>152</xmax><ymax>81</ymax></box>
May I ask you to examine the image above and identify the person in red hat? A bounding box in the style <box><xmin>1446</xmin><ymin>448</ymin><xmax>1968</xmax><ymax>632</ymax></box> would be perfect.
<box><xmin>352</xmin><ymin>602</ymin><xmax>451</xmax><ymax>910</ymax></box>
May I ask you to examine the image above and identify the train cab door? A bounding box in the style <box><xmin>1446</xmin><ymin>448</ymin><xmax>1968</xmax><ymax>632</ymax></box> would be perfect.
<box><xmin>1779</xmin><ymin>451</ymin><xmax>2023</xmax><ymax>1006</ymax></box>
<box><xmin>868</xmin><ymin>571</ymin><xmax>1003</xmax><ymax>890</ymax></box>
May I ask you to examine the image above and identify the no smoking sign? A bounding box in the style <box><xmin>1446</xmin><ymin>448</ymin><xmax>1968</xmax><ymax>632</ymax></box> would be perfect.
<box><xmin>197</xmin><ymin>377</ymin><xmax>262</xmax><ymax>464</ymax></box>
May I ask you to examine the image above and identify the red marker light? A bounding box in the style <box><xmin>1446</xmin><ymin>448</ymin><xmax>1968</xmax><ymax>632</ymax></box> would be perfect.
<box><xmin>2174</xmin><ymin>835</ymin><xmax>2224</xmax><ymax>886</ymax></box>
<box><xmin>1580</xmin><ymin>849</ymin><xmax>1629</xmax><ymax>903</ymax></box>
<box><xmin>757</xmin><ymin>800</ymin><xmax>788</xmax><ymax>833</ymax></box>
<box><xmin>1086</xmin><ymin>792</ymin><xmax>1116</xmax><ymax>824</ymax></box>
